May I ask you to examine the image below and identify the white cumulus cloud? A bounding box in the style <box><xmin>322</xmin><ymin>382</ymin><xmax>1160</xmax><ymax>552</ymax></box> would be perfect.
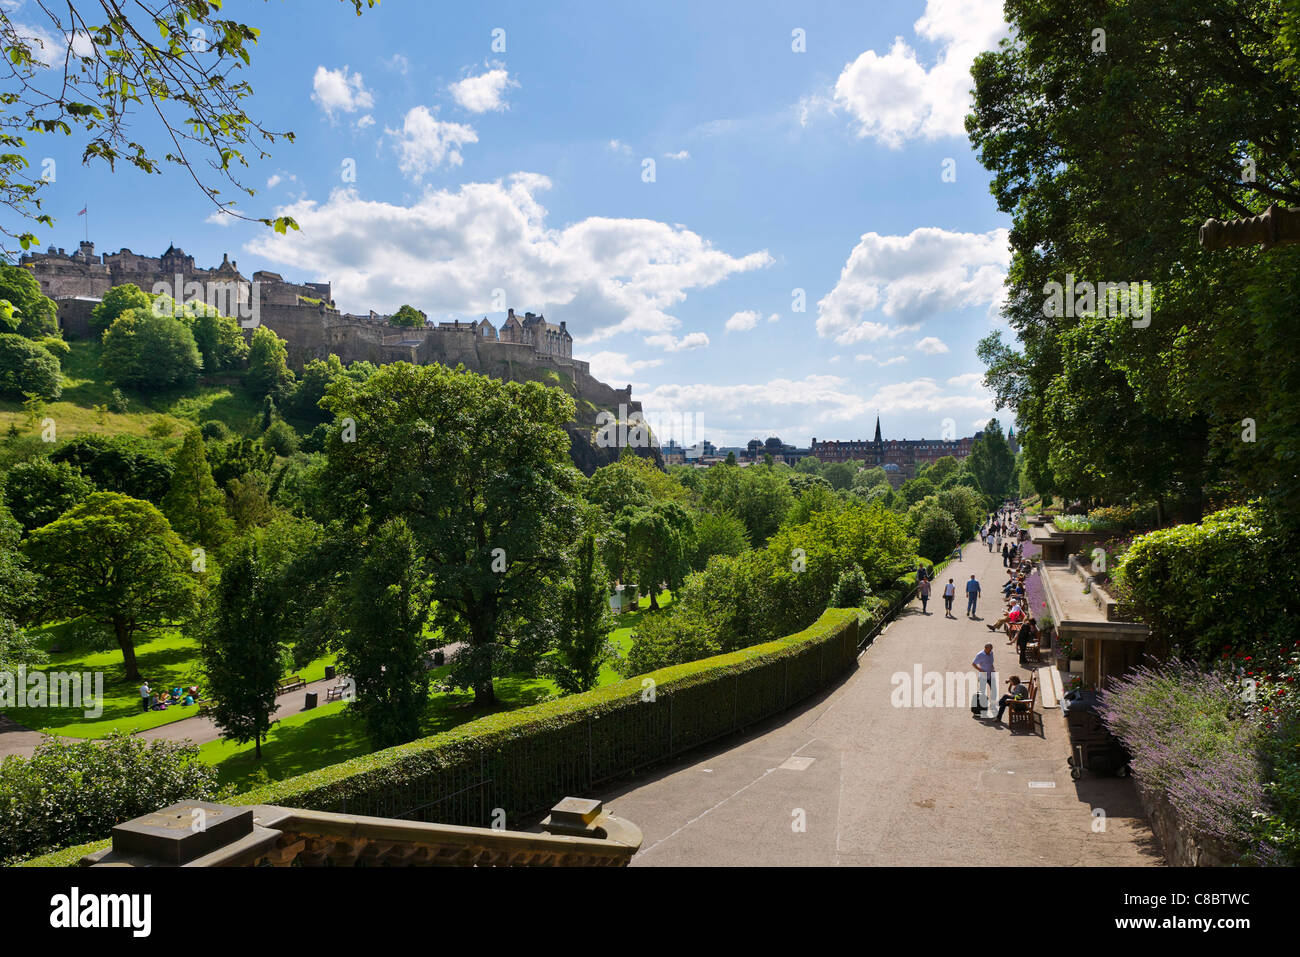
<box><xmin>816</xmin><ymin>226</ymin><xmax>1009</xmax><ymax>345</ymax></box>
<box><xmin>386</xmin><ymin>106</ymin><xmax>478</xmax><ymax>178</ymax></box>
<box><xmin>449</xmin><ymin>67</ymin><xmax>517</xmax><ymax>113</ymax></box>
<box><xmin>916</xmin><ymin>336</ymin><xmax>949</xmax><ymax>354</ymax></box>
<box><xmin>244</xmin><ymin>174</ymin><xmax>771</xmax><ymax>348</ymax></box>
<box><xmin>832</xmin><ymin>0</ymin><xmax>1010</xmax><ymax>147</ymax></box>
<box><xmin>725</xmin><ymin>310</ymin><xmax>761</xmax><ymax>333</ymax></box>
<box><xmin>311</xmin><ymin>65</ymin><xmax>375</xmax><ymax>117</ymax></box>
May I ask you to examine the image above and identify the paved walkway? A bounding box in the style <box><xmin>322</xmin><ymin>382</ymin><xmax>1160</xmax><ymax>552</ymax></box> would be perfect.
<box><xmin>597</xmin><ymin>537</ymin><xmax>1163</xmax><ymax>866</ymax></box>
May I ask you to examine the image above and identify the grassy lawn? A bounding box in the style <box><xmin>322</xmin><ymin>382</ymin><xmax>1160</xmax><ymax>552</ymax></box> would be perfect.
<box><xmin>2</xmin><ymin>620</ymin><xmax>335</xmax><ymax>739</ymax></box>
<box><xmin>0</xmin><ymin>340</ymin><xmax>262</xmax><ymax>441</ymax></box>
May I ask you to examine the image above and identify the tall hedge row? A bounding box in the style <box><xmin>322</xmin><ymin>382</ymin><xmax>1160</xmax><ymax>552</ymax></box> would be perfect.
<box><xmin>25</xmin><ymin>609</ymin><xmax>860</xmax><ymax>865</ymax></box>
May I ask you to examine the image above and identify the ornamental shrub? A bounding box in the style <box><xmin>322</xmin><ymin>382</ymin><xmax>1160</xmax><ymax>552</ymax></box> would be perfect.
<box><xmin>0</xmin><ymin>733</ymin><xmax>217</xmax><ymax>864</ymax></box>
<box><xmin>0</xmin><ymin>333</ymin><xmax>61</xmax><ymax>400</ymax></box>
<box><xmin>1115</xmin><ymin>502</ymin><xmax>1296</xmax><ymax>662</ymax></box>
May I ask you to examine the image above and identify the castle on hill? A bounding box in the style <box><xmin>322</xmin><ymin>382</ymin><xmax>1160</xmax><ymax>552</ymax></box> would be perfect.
<box><xmin>20</xmin><ymin>240</ymin><xmax>584</xmax><ymax>371</ymax></box>
<box><xmin>20</xmin><ymin>238</ymin><xmax>642</xmax><ymax>473</ymax></box>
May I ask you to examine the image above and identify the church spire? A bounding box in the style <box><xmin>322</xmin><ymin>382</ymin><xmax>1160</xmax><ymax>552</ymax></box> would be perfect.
<box><xmin>873</xmin><ymin>414</ymin><xmax>882</xmax><ymax>445</ymax></box>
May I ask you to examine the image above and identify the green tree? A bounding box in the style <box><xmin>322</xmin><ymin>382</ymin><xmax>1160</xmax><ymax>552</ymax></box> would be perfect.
<box><xmin>391</xmin><ymin>304</ymin><xmax>428</xmax><ymax>328</ymax></box>
<box><xmin>692</xmin><ymin>510</ymin><xmax>750</xmax><ymax>570</ymax></box>
<box><xmin>24</xmin><ymin>492</ymin><xmax>203</xmax><ymax>679</ymax></box>
<box><xmin>0</xmin><ymin>2</ymin><xmax>379</xmax><ymax>251</ymax></box>
<box><xmin>827</xmin><ymin>563</ymin><xmax>871</xmax><ymax>609</ymax></box>
<box><xmin>318</xmin><ymin>362</ymin><xmax>579</xmax><ymax>706</ymax></box>
<box><xmin>966</xmin><ymin>419</ymin><xmax>1016</xmax><ymax>501</ymax></box>
<box><xmin>181</xmin><ymin>301</ymin><xmax>249</xmax><ymax>373</ymax></box>
<box><xmin>1</xmin><ymin>458</ymin><xmax>92</xmax><ymax>531</ymax></box>
<box><xmin>823</xmin><ymin>461</ymin><xmax>855</xmax><ymax>491</ymax></box>
<box><xmin>0</xmin><ymin>266</ymin><xmax>56</xmax><ymax>337</ymax></box>
<box><xmin>0</xmin><ymin>333</ymin><xmax>61</xmax><ymax>399</ymax></box>
<box><xmin>246</xmin><ymin>326</ymin><xmax>295</xmax><ymax>400</ymax></box>
<box><xmin>545</xmin><ymin>530</ymin><xmax>616</xmax><ymax>693</ymax></box>
<box><xmin>90</xmin><ymin>284</ymin><xmax>152</xmax><ymax>338</ymax></box>
<box><xmin>915</xmin><ymin>507</ymin><xmax>960</xmax><ymax>563</ymax></box>
<box><xmin>337</xmin><ymin>518</ymin><xmax>432</xmax><ymax>748</ymax></box>
<box><xmin>162</xmin><ymin>430</ymin><xmax>233</xmax><ymax>550</ymax></box>
<box><xmin>50</xmin><ymin>434</ymin><xmax>174</xmax><ymax>503</ymax></box>
<box><xmin>614</xmin><ymin>500</ymin><xmax>695</xmax><ymax>609</ymax></box>
<box><xmin>0</xmin><ymin>499</ymin><xmax>41</xmax><ymax>671</ymax></box>
<box><xmin>967</xmin><ymin>0</ymin><xmax>1300</xmax><ymax>517</ymax></box>
<box><xmin>100</xmin><ymin>308</ymin><xmax>202</xmax><ymax>391</ymax></box>
<box><xmin>200</xmin><ymin>532</ymin><xmax>290</xmax><ymax>759</ymax></box>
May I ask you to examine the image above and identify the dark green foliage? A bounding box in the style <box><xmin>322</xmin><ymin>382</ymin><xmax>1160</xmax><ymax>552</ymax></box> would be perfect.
<box><xmin>0</xmin><ymin>265</ymin><xmax>57</xmax><ymax>338</ymax></box>
<box><xmin>199</xmin><ymin>419</ymin><xmax>230</xmax><ymax>441</ymax></box>
<box><xmin>162</xmin><ymin>430</ymin><xmax>233</xmax><ymax>549</ymax></box>
<box><xmin>246</xmin><ymin>326</ymin><xmax>294</xmax><ymax>400</ymax></box>
<box><xmin>261</xmin><ymin>419</ymin><xmax>298</xmax><ymax>457</ymax></box>
<box><xmin>1117</xmin><ymin>503</ymin><xmax>1297</xmax><ymax>662</ymax></box>
<box><xmin>100</xmin><ymin>308</ymin><xmax>202</xmax><ymax>391</ymax></box>
<box><xmin>0</xmin><ymin>499</ymin><xmax>40</xmax><ymax>670</ymax></box>
<box><xmin>0</xmin><ymin>333</ymin><xmax>61</xmax><ymax>399</ymax></box>
<box><xmin>915</xmin><ymin>508</ymin><xmax>960</xmax><ymax>562</ymax></box>
<box><xmin>545</xmin><ymin>530</ymin><xmax>616</xmax><ymax>693</ymax></box>
<box><xmin>828</xmin><ymin>563</ymin><xmax>871</xmax><ymax>609</ymax></box>
<box><xmin>89</xmin><ymin>283</ymin><xmax>152</xmax><ymax>338</ymax></box>
<box><xmin>208</xmin><ymin>437</ymin><xmax>274</xmax><ymax>489</ymax></box>
<box><xmin>50</xmin><ymin>434</ymin><xmax>173</xmax><ymax>503</ymax></box>
<box><xmin>317</xmin><ymin>363</ymin><xmax>580</xmax><ymax>706</ymax></box>
<box><xmin>201</xmin><ymin>530</ymin><xmax>297</xmax><ymax>760</ymax></box>
<box><xmin>0</xmin><ymin>734</ymin><xmax>216</xmax><ymax>864</ymax></box>
<box><xmin>23</xmin><ymin>492</ymin><xmax>203</xmax><ymax>679</ymax></box>
<box><xmin>1</xmin><ymin>458</ymin><xmax>92</xmax><ymax>531</ymax></box>
<box><xmin>391</xmin><ymin>304</ymin><xmax>427</xmax><ymax>328</ymax></box>
<box><xmin>337</xmin><ymin>518</ymin><xmax>433</xmax><ymax>749</ymax></box>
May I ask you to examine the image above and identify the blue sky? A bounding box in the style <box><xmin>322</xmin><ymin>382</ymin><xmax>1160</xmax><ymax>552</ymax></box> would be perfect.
<box><xmin>13</xmin><ymin>0</ymin><xmax>1016</xmax><ymax>447</ymax></box>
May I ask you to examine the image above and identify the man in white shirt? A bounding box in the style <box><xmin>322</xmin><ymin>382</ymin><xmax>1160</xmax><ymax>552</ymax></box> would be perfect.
<box><xmin>972</xmin><ymin>644</ymin><xmax>996</xmax><ymax>715</ymax></box>
<box><xmin>139</xmin><ymin>681</ymin><xmax>151</xmax><ymax>712</ymax></box>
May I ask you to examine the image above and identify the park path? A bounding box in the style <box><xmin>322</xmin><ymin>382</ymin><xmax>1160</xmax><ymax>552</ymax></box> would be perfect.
<box><xmin>596</xmin><ymin>535</ymin><xmax>1163</xmax><ymax>866</ymax></box>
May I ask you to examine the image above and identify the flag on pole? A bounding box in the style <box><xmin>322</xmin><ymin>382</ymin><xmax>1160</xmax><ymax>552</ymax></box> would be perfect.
<box><xmin>77</xmin><ymin>206</ymin><xmax>86</xmax><ymax>215</ymax></box>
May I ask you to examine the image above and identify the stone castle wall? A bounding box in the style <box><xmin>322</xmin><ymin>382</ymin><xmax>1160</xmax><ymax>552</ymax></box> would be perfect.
<box><xmin>259</xmin><ymin>303</ymin><xmax>628</xmax><ymax>408</ymax></box>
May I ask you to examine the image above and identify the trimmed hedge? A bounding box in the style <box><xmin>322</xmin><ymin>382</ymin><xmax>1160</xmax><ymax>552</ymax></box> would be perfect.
<box><xmin>24</xmin><ymin>609</ymin><xmax>860</xmax><ymax>866</ymax></box>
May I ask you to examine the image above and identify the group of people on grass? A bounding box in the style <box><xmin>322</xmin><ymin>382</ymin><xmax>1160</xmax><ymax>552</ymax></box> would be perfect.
<box><xmin>138</xmin><ymin>681</ymin><xmax>201</xmax><ymax>712</ymax></box>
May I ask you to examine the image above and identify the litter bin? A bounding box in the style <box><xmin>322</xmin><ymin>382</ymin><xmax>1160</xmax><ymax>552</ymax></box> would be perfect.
<box><xmin>324</xmin><ymin>665</ymin><xmax>336</xmax><ymax>680</ymax></box>
<box><xmin>304</xmin><ymin>691</ymin><xmax>318</xmax><ymax>710</ymax></box>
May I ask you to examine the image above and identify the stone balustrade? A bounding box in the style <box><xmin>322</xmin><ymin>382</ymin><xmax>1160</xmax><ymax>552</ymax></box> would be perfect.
<box><xmin>77</xmin><ymin>797</ymin><xmax>641</xmax><ymax>868</ymax></box>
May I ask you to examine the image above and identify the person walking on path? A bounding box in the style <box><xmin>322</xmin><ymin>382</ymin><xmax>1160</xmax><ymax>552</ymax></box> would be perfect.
<box><xmin>965</xmin><ymin>574</ymin><xmax>981</xmax><ymax>618</ymax></box>
<box><xmin>972</xmin><ymin>643</ymin><xmax>996</xmax><ymax>716</ymax></box>
<box><xmin>919</xmin><ymin>576</ymin><xmax>931</xmax><ymax>615</ymax></box>
<box><xmin>1001</xmin><ymin>542</ymin><xmax>1010</xmax><ymax>567</ymax></box>
<box><xmin>943</xmin><ymin>579</ymin><xmax>956</xmax><ymax>618</ymax></box>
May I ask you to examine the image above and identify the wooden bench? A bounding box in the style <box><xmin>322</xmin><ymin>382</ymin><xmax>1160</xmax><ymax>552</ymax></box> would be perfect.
<box><xmin>277</xmin><ymin>675</ymin><xmax>307</xmax><ymax>695</ymax></box>
<box><xmin>325</xmin><ymin>683</ymin><xmax>350</xmax><ymax>703</ymax></box>
<box><xmin>1007</xmin><ymin>674</ymin><xmax>1039</xmax><ymax>730</ymax></box>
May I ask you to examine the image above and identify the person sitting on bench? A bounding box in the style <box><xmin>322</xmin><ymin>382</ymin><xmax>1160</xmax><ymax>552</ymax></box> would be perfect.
<box><xmin>1016</xmin><ymin>617</ymin><xmax>1039</xmax><ymax>664</ymax></box>
<box><xmin>987</xmin><ymin>601</ymin><xmax>1025</xmax><ymax>633</ymax></box>
<box><xmin>994</xmin><ymin>676</ymin><xmax>1031</xmax><ymax>722</ymax></box>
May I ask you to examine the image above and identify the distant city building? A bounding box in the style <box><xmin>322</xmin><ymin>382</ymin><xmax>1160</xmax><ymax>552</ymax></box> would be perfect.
<box><xmin>740</xmin><ymin>436</ymin><xmax>811</xmax><ymax>465</ymax></box>
<box><xmin>810</xmin><ymin>416</ymin><xmax>976</xmax><ymax>483</ymax></box>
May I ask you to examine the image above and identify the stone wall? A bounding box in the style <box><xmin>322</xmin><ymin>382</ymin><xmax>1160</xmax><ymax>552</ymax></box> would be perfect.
<box><xmin>1135</xmin><ymin>781</ymin><xmax>1238</xmax><ymax>866</ymax></box>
